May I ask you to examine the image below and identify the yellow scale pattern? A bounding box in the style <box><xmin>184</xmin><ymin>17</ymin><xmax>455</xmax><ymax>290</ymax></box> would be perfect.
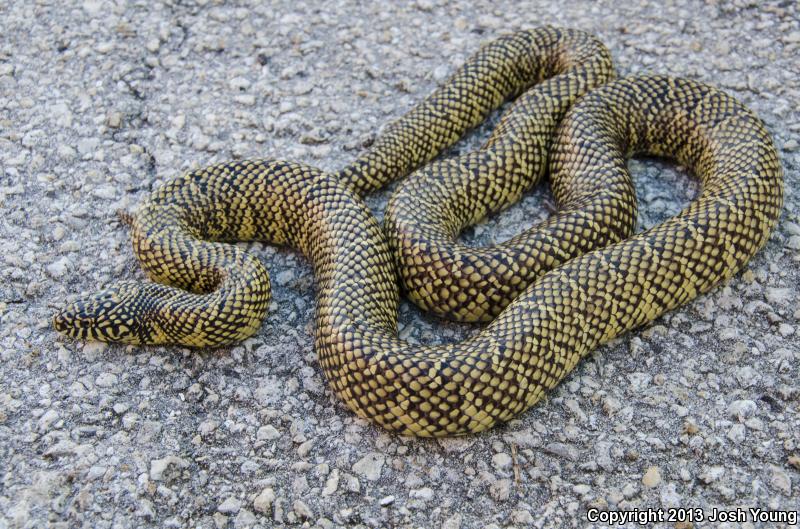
<box><xmin>54</xmin><ymin>28</ymin><xmax>783</xmax><ymax>436</ymax></box>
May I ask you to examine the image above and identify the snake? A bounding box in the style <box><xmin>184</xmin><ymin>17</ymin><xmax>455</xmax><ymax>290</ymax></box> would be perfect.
<box><xmin>53</xmin><ymin>28</ymin><xmax>783</xmax><ymax>436</ymax></box>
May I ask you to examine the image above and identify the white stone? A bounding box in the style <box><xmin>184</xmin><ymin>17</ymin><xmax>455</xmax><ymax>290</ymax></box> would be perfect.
<box><xmin>727</xmin><ymin>399</ymin><xmax>757</xmax><ymax>421</ymax></box>
<box><xmin>321</xmin><ymin>469</ymin><xmax>339</xmax><ymax>496</ymax></box>
<box><xmin>642</xmin><ymin>466</ymin><xmax>661</xmax><ymax>488</ymax></box>
<box><xmin>352</xmin><ymin>452</ymin><xmax>384</xmax><ymax>481</ymax></box>
<box><xmin>491</xmin><ymin>452</ymin><xmax>512</xmax><ymax>470</ymax></box>
<box><xmin>252</xmin><ymin>487</ymin><xmax>275</xmax><ymax>514</ymax></box>
<box><xmin>149</xmin><ymin>455</ymin><xmax>189</xmax><ymax>481</ymax></box>
<box><xmin>410</xmin><ymin>487</ymin><xmax>434</xmax><ymax>501</ymax></box>
<box><xmin>46</xmin><ymin>257</ymin><xmax>70</xmax><ymax>278</ymax></box>
<box><xmin>217</xmin><ymin>497</ymin><xmax>242</xmax><ymax>514</ymax></box>
<box><xmin>256</xmin><ymin>424</ymin><xmax>280</xmax><ymax>440</ymax></box>
<box><xmin>95</xmin><ymin>372</ymin><xmax>118</xmax><ymax>388</ymax></box>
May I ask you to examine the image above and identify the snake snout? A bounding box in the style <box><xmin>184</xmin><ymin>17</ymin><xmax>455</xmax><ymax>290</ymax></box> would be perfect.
<box><xmin>53</xmin><ymin>287</ymin><xmax>144</xmax><ymax>343</ymax></box>
<box><xmin>52</xmin><ymin>309</ymin><xmax>72</xmax><ymax>333</ymax></box>
<box><xmin>53</xmin><ymin>303</ymin><xmax>96</xmax><ymax>339</ymax></box>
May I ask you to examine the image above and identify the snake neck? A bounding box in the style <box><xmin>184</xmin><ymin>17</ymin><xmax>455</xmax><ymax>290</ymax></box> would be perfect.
<box><xmin>113</xmin><ymin>193</ymin><xmax>272</xmax><ymax>346</ymax></box>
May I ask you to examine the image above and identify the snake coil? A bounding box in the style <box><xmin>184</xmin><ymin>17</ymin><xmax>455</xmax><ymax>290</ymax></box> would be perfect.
<box><xmin>54</xmin><ymin>28</ymin><xmax>783</xmax><ymax>436</ymax></box>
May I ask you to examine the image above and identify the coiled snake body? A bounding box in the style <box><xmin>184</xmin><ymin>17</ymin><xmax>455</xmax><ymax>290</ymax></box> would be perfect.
<box><xmin>54</xmin><ymin>28</ymin><xmax>783</xmax><ymax>436</ymax></box>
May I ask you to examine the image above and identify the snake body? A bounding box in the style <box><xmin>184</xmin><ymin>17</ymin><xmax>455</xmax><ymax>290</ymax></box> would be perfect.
<box><xmin>54</xmin><ymin>29</ymin><xmax>783</xmax><ymax>436</ymax></box>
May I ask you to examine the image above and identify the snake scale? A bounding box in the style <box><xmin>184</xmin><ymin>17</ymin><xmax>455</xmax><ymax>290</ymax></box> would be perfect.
<box><xmin>54</xmin><ymin>27</ymin><xmax>783</xmax><ymax>436</ymax></box>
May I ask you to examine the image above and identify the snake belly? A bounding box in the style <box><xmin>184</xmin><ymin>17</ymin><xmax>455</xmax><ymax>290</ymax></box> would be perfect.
<box><xmin>54</xmin><ymin>41</ymin><xmax>783</xmax><ymax>435</ymax></box>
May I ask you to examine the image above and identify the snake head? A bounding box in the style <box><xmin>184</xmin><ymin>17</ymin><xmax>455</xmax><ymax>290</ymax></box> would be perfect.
<box><xmin>53</xmin><ymin>281</ymin><xmax>155</xmax><ymax>344</ymax></box>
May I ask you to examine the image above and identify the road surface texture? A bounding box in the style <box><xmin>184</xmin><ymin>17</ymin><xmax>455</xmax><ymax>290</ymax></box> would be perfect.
<box><xmin>1</xmin><ymin>0</ymin><xmax>798</xmax><ymax>528</ymax></box>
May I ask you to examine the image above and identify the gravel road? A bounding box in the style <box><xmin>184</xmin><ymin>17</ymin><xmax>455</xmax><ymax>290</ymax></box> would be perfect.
<box><xmin>1</xmin><ymin>1</ymin><xmax>798</xmax><ymax>528</ymax></box>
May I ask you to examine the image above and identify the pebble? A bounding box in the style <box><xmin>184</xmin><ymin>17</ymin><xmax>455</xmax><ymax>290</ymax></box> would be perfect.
<box><xmin>491</xmin><ymin>452</ymin><xmax>512</xmax><ymax>470</ymax></box>
<box><xmin>544</xmin><ymin>442</ymin><xmax>580</xmax><ymax>461</ymax></box>
<box><xmin>217</xmin><ymin>497</ymin><xmax>242</xmax><ymax>514</ymax></box>
<box><xmin>81</xmin><ymin>341</ymin><xmax>107</xmax><ymax>361</ymax></box>
<box><xmin>150</xmin><ymin>456</ymin><xmax>189</xmax><ymax>481</ymax></box>
<box><xmin>257</xmin><ymin>424</ymin><xmax>280</xmax><ymax>440</ymax></box>
<box><xmin>511</xmin><ymin>509</ymin><xmax>534</xmax><ymax>524</ymax></box>
<box><xmin>765</xmin><ymin>287</ymin><xmax>791</xmax><ymax>305</ymax></box>
<box><xmin>49</xmin><ymin>226</ymin><xmax>66</xmax><ymax>245</ymax></box>
<box><xmin>489</xmin><ymin>479</ymin><xmax>511</xmax><ymax>502</ymax></box>
<box><xmin>622</xmin><ymin>482</ymin><xmax>638</xmax><ymax>498</ymax></box>
<box><xmin>343</xmin><ymin>473</ymin><xmax>360</xmax><ymax>493</ymax></box>
<box><xmin>352</xmin><ymin>452</ymin><xmax>384</xmax><ymax>481</ymax></box>
<box><xmin>92</xmin><ymin>184</ymin><xmax>117</xmax><ymax>200</ymax></box>
<box><xmin>45</xmin><ymin>257</ymin><xmax>70</xmax><ymax>278</ymax></box>
<box><xmin>642</xmin><ymin>466</ymin><xmax>661</xmax><ymax>488</ymax></box>
<box><xmin>770</xmin><ymin>467</ymin><xmax>792</xmax><ymax>495</ymax></box>
<box><xmin>410</xmin><ymin>487</ymin><xmax>434</xmax><ymax>501</ymax></box>
<box><xmin>433</xmin><ymin>65</ymin><xmax>450</xmax><ymax>82</ymax></box>
<box><xmin>293</xmin><ymin>499</ymin><xmax>313</xmax><ymax>519</ymax></box>
<box><xmin>234</xmin><ymin>509</ymin><xmax>256</xmax><ymax>528</ymax></box>
<box><xmin>44</xmin><ymin>439</ymin><xmax>81</xmax><ymax>458</ymax></box>
<box><xmin>136</xmin><ymin>498</ymin><xmax>156</xmax><ymax>519</ymax></box>
<box><xmin>274</xmin><ymin>269</ymin><xmax>294</xmax><ymax>285</ymax></box>
<box><xmin>728</xmin><ymin>400</ymin><xmax>757</xmax><ymax>421</ymax></box>
<box><xmin>441</xmin><ymin>514</ymin><xmax>462</xmax><ymax>529</ymax></box>
<box><xmin>145</xmin><ymin>38</ymin><xmax>160</xmax><ymax>53</ymax></box>
<box><xmin>727</xmin><ymin>423</ymin><xmax>746</xmax><ymax>443</ymax></box>
<box><xmin>253</xmin><ymin>487</ymin><xmax>275</xmax><ymax>514</ymax></box>
<box><xmin>76</xmin><ymin>138</ymin><xmax>99</xmax><ymax>156</ymax></box>
<box><xmin>297</xmin><ymin>439</ymin><xmax>313</xmax><ymax>457</ymax></box>
<box><xmin>322</xmin><ymin>469</ymin><xmax>339</xmax><ymax>496</ymax></box>
<box><xmin>107</xmin><ymin>112</ymin><xmax>122</xmax><ymax>128</ymax></box>
<box><xmin>228</xmin><ymin>77</ymin><xmax>251</xmax><ymax>90</ymax></box>
<box><xmin>198</xmin><ymin>419</ymin><xmax>219</xmax><ymax>436</ymax></box>
<box><xmin>37</xmin><ymin>409</ymin><xmax>59</xmax><ymax>432</ymax></box>
<box><xmin>699</xmin><ymin>466</ymin><xmax>725</xmax><ymax>484</ymax></box>
<box><xmin>379</xmin><ymin>495</ymin><xmax>395</xmax><ymax>506</ymax></box>
<box><xmin>95</xmin><ymin>372</ymin><xmax>118</xmax><ymax>387</ymax></box>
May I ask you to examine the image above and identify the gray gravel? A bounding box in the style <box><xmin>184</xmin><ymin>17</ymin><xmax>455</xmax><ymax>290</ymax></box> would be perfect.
<box><xmin>1</xmin><ymin>1</ymin><xmax>799</xmax><ymax>528</ymax></box>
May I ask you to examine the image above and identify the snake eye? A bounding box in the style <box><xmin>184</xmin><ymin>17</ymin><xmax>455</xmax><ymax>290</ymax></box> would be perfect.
<box><xmin>54</xmin><ymin>312</ymin><xmax>92</xmax><ymax>330</ymax></box>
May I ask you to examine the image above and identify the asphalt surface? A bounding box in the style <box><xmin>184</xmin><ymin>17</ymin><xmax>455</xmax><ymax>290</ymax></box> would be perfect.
<box><xmin>1</xmin><ymin>1</ymin><xmax>798</xmax><ymax>528</ymax></box>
